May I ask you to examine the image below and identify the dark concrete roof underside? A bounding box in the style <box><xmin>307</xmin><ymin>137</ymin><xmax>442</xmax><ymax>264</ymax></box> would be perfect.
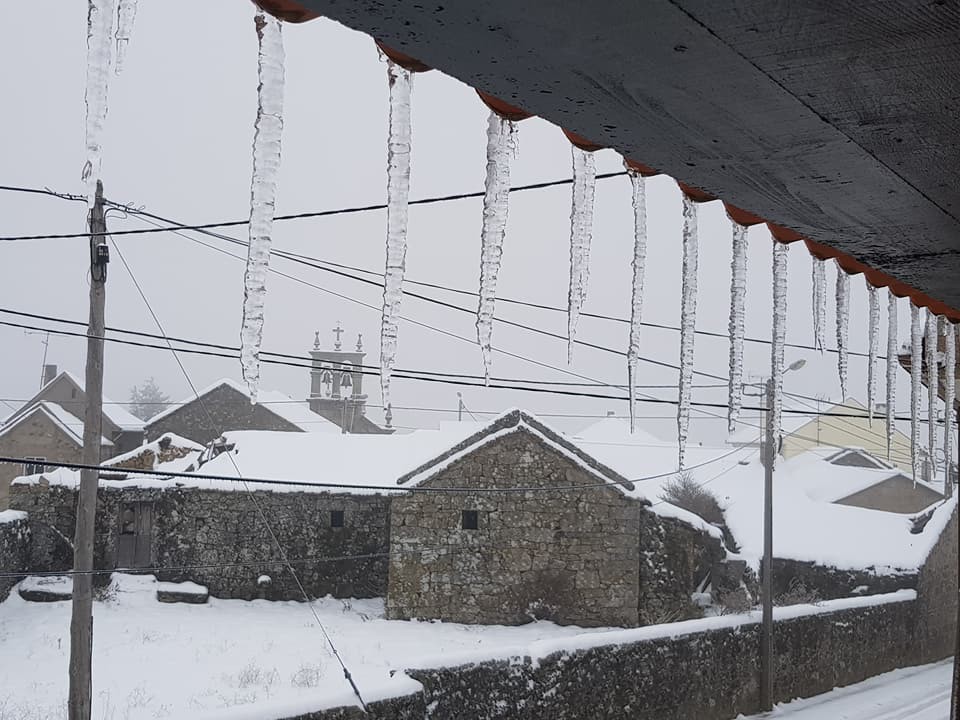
<box><xmin>301</xmin><ymin>1</ymin><xmax>960</xmax><ymax>308</ymax></box>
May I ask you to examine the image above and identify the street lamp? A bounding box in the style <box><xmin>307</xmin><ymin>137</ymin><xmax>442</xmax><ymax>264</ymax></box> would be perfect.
<box><xmin>760</xmin><ymin>357</ymin><xmax>805</xmax><ymax>712</ymax></box>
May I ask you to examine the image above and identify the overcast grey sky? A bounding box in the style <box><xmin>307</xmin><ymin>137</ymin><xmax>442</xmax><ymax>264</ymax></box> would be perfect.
<box><xmin>0</xmin><ymin>1</ymin><xmax>921</xmax><ymax>443</ymax></box>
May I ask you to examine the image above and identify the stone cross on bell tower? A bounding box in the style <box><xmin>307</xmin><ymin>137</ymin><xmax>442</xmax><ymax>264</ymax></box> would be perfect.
<box><xmin>308</xmin><ymin>322</ymin><xmax>368</xmax><ymax>431</ymax></box>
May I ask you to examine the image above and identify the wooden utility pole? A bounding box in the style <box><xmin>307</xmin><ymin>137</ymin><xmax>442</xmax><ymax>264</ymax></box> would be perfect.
<box><xmin>760</xmin><ymin>377</ymin><xmax>774</xmax><ymax>712</ymax></box>
<box><xmin>68</xmin><ymin>180</ymin><xmax>108</xmax><ymax>720</ymax></box>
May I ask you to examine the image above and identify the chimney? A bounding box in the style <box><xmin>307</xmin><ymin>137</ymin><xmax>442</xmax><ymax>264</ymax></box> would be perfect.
<box><xmin>42</xmin><ymin>364</ymin><xmax>57</xmax><ymax>387</ymax></box>
<box><xmin>606</xmin><ymin>410</ymin><xmax>616</xmax><ymax>417</ymax></box>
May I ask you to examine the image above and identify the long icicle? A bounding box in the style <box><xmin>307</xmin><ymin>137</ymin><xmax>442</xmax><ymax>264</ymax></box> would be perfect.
<box><xmin>626</xmin><ymin>168</ymin><xmax>648</xmax><ymax>434</ymax></box>
<box><xmin>812</xmin><ymin>257</ymin><xmax>827</xmax><ymax>352</ymax></box>
<box><xmin>926</xmin><ymin>312</ymin><xmax>939</xmax><ymax>482</ymax></box>
<box><xmin>566</xmin><ymin>146</ymin><xmax>597</xmax><ymax>363</ymax></box>
<box><xmin>726</xmin><ymin>219</ymin><xmax>748</xmax><ymax>434</ymax></box>
<box><xmin>867</xmin><ymin>281</ymin><xmax>880</xmax><ymax>424</ymax></box>
<box><xmin>944</xmin><ymin>320</ymin><xmax>956</xmax><ymax>498</ymax></box>
<box><xmin>379</xmin><ymin>60</ymin><xmax>413</xmax><ymax>429</ymax></box>
<box><xmin>886</xmin><ymin>291</ymin><xmax>898</xmax><ymax>461</ymax></box>
<box><xmin>770</xmin><ymin>241</ymin><xmax>789</xmax><ymax>455</ymax></box>
<box><xmin>677</xmin><ymin>194</ymin><xmax>699</xmax><ymax>469</ymax></box>
<box><xmin>114</xmin><ymin>0</ymin><xmax>138</xmax><ymax>74</ymax></box>
<box><xmin>476</xmin><ymin>112</ymin><xmax>517</xmax><ymax>384</ymax></box>
<box><xmin>240</xmin><ymin>9</ymin><xmax>284</xmax><ymax>403</ymax></box>
<box><xmin>910</xmin><ymin>304</ymin><xmax>923</xmax><ymax>483</ymax></box>
<box><xmin>83</xmin><ymin>0</ymin><xmax>117</xmax><ymax>206</ymax></box>
<box><xmin>835</xmin><ymin>262</ymin><xmax>850</xmax><ymax>399</ymax></box>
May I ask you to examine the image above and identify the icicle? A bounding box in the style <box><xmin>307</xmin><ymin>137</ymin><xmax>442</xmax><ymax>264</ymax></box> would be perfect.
<box><xmin>770</xmin><ymin>241</ymin><xmax>789</xmax><ymax>454</ymax></box>
<box><xmin>811</xmin><ymin>258</ymin><xmax>827</xmax><ymax>352</ymax></box>
<box><xmin>240</xmin><ymin>10</ymin><xmax>285</xmax><ymax>403</ymax></box>
<box><xmin>834</xmin><ymin>263</ymin><xmax>850</xmax><ymax>399</ymax></box>
<box><xmin>726</xmin><ymin>220</ymin><xmax>748</xmax><ymax>434</ymax></box>
<box><xmin>626</xmin><ymin>168</ymin><xmax>648</xmax><ymax>434</ymax></box>
<box><xmin>476</xmin><ymin>112</ymin><xmax>517</xmax><ymax>384</ymax></box>
<box><xmin>82</xmin><ymin>0</ymin><xmax>117</xmax><ymax>206</ymax></box>
<box><xmin>944</xmin><ymin>321</ymin><xmax>956</xmax><ymax>497</ymax></box>
<box><xmin>677</xmin><ymin>194</ymin><xmax>699</xmax><ymax>469</ymax></box>
<box><xmin>114</xmin><ymin>0</ymin><xmax>138</xmax><ymax>74</ymax></box>
<box><xmin>910</xmin><ymin>304</ymin><xmax>923</xmax><ymax>482</ymax></box>
<box><xmin>867</xmin><ymin>282</ymin><xmax>880</xmax><ymax>424</ymax></box>
<box><xmin>885</xmin><ymin>291</ymin><xmax>898</xmax><ymax>461</ymax></box>
<box><xmin>926</xmin><ymin>312</ymin><xmax>939</xmax><ymax>482</ymax></box>
<box><xmin>566</xmin><ymin>146</ymin><xmax>597</xmax><ymax>363</ymax></box>
<box><xmin>379</xmin><ymin>60</ymin><xmax>413</xmax><ymax>427</ymax></box>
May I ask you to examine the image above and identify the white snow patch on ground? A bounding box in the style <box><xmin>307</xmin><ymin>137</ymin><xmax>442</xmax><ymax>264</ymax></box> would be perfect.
<box><xmin>0</xmin><ymin>574</ymin><xmax>600</xmax><ymax>720</ymax></box>
<box><xmin>738</xmin><ymin>659</ymin><xmax>951</xmax><ymax>719</ymax></box>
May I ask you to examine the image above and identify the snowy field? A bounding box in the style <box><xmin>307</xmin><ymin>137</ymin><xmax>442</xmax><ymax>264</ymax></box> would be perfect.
<box><xmin>0</xmin><ymin>574</ymin><xmax>598</xmax><ymax>720</ymax></box>
<box><xmin>741</xmin><ymin>660</ymin><xmax>951</xmax><ymax>719</ymax></box>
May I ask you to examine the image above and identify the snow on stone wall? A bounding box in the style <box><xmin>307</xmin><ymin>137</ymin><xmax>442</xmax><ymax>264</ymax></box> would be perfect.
<box><xmin>275</xmin><ymin>590</ymin><xmax>935</xmax><ymax>720</ymax></box>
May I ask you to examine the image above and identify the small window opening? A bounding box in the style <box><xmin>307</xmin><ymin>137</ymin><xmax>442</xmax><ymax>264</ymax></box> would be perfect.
<box><xmin>330</xmin><ymin>510</ymin><xmax>345</xmax><ymax>528</ymax></box>
<box><xmin>461</xmin><ymin>510</ymin><xmax>479</xmax><ymax>530</ymax></box>
<box><xmin>23</xmin><ymin>457</ymin><xmax>46</xmax><ymax>476</ymax></box>
<box><xmin>120</xmin><ymin>505</ymin><xmax>136</xmax><ymax>535</ymax></box>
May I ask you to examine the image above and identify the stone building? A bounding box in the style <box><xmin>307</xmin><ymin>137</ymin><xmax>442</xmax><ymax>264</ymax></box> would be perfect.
<box><xmin>9</xmin><ymin>412</ymin><xmax>723</xmax><ymax>628</ymax></box>
<box><xmin>387</xmin><ymin>410</ymin><xmax>724</xmax><ymax>628</ymax></box>
<box><xmin>145</xmin><ymin>326</ymin><xmax>389</xmax><ymax>443</ymax></box>
<box><xmin>144</xmin><ymin>378</ymin><xmax>343</xmax><ymax>444</ymax></box>
<box><xmin>0</xmin><ymin>367</ymin><xmax>144</xmax><ymax>509</ymax></box>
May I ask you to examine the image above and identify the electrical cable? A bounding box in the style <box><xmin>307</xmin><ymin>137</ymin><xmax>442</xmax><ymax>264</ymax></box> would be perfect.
<box><xmin>0</xmin><ymin>171</ymin><xmax>628</xmax><ymax>241</ymax></box>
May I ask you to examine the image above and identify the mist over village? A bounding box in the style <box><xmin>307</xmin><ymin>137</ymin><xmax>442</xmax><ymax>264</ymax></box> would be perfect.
<box><xmin>1</xmin><ymin>2</ymin><xmax>958</xmax><ymax>719</ymax></box>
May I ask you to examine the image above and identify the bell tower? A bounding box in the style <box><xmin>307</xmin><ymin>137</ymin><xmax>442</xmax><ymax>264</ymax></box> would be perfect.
<box><xmin>308</xmin><ymin>322</ymin><xmax>368</xmax><ymax>431</ymax></box>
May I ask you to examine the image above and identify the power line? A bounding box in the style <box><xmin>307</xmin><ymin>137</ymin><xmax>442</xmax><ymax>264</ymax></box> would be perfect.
<box><xmin>0</xmin><ymin>315</ymin><xmax>939</xmax><ymax>422</ymax></box>
<box><xmin>0</xmin><ymin>171</ymin><xmax>628</xmax><ymax>241</ymax></box>
<box><xmin>0</xmin><ymin>306</ymin><xmax>720</xmax><ymax>391</ymax></box>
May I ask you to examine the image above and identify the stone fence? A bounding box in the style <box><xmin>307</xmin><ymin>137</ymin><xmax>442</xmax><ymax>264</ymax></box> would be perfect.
<box><xmin>283</xmin><ymin>590</ymin><xmax>941</xmax><ymax>720</ymax></box>
<box><xmin>0</xmin><ymin>510</ymin><xmax>30</xmax><ymax>602</ymax></box>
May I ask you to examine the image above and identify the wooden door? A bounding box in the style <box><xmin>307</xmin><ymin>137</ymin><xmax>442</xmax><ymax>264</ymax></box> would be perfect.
<box><xmin>116</xmin><ymin>501</ymin><xmax>153</xmax><ymax>569</ymax></box>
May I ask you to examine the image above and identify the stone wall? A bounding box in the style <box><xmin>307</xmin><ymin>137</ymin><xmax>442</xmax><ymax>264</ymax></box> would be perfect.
<box><xmin>10</xmin><ymin>483</ymin><xmax>391</xmax><ymax>600</ymax></box>
<box><xmin>769</xmin><ymin>557</ymin><xmax>917</xmax><ymax>601</ymax></box>
<box><xmin>280</xmin><ymin>593</ymin><xmax>928</xmax><ymax>720</ymax></box>
<box><xmin>0</xmin><ymin>510</ymin><xmax>30</xmax><ymax>602</ymax></box>
<box><xmin>388</xmin><ymin>431</ymin><xmax>646</xmax><ymax>628</ymax></box>
<box><xmin>145</xmin><ymin>384</ymin><xmax>302</xmax><ymax>444</ymax></box>
<box><xmin>915</xmin><ymin>504</ymin><xmax>958</xmax><ymax>660</ymax></box>
<box><xmin>638</xmin><ymin>512</ymin><xmax>724</xmax><ymax>624</ymax></box>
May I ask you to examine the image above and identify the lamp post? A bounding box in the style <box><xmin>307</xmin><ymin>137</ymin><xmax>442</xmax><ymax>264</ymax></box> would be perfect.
<box><xmin>760</xmin><ymin>358</ymin><xmax>805</xmax><ymax>712</ymax></box>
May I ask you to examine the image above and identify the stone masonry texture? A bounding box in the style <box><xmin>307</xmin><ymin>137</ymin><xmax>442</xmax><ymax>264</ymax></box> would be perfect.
<box><xmin>0</xmin><ymin>513</ymin><xmax>30</xmax><ymax>602</ymax></box>
<box><xmin>280</xmin><ymin>591</ymin><xmax>945</xmax><ymax>720</ymax></box>
<box><xmin>144</xmin><ymin>383</ymin><xmax>302</xmax><ymax>445</ymax></box>
<box><xmin>11</xmin><ymin>483</ymin><xmax>391</xmax><ymax>600</ymax></box>
<box><xmin>387</xmin><ymin>430</ymin><xmax>720</xmax><ymax>628</ymax></box>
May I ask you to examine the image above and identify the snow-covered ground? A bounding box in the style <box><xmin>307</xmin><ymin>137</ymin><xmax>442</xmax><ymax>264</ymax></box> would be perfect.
<box><xmin>0</xmin><ymin>574</ymin><xmax>598</xmax><ymax>720</ymax></box>
<box><xmin>740</xmin><ymin>660</ymin><xmax>951</xmax><ymax>719</ymax></box>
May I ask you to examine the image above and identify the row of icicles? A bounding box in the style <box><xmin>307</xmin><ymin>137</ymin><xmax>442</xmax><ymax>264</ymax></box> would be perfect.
<box><xmin>87</xmin><ymin>6</ymin><xmax>948</xmax><ymax>485</ymax></box>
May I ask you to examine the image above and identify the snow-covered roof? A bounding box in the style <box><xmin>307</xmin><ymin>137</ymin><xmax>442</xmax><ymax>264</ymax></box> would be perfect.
<box><xmin>396</xmin><ymin>409</ymin><xmax>637</xmax><ymax>493</ymax></box>
<box><xmin>1</xmin><ymin>370</ymin><xmax>144</xmax><ymax>432</ymax></box>
<box><xmin>573</xmin><ymin>416</ymin><xmax>670</xmax><ymax>445</ymax></box>
<box><xmin>146</xmin><ymin>378</ymin><xmax>340</xmax><ymax>433</ymax></box>
<box><xmin>0</xmin><ymin>402</ymin><xmax>113</xmax><ymax>447</ymax></box>
<box><xmin>703</xmin><ymin>450</ymin><xmax>954</xmax><ymax>574</ymax></box>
